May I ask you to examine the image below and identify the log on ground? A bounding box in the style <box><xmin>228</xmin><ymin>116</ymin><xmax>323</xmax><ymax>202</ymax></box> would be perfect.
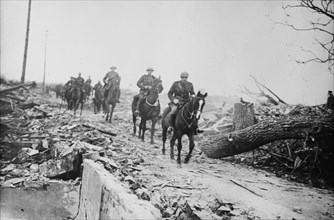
<box><xmin>201</xmin><ymin>114</ymin><xmax>334</xmax><ymax>158</ymax></box>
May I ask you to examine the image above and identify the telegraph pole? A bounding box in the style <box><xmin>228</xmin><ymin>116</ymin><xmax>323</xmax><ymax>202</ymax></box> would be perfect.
<box><xmin>21</xmin><ymin>0</ymin><xmax>32</xmax><ymax>83</ymax></box>
<box><xmin>42</xmin><ymin>30</ymin><xmax>48</xmax><ymax>94</ymax></box>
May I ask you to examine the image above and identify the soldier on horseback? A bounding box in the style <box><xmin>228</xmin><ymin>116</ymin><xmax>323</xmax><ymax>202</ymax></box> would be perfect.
<box><xmin>103</xmin><ymin>66</ymin><xmax>121</xmax><ymax>103</ymax></box>
<box><xmin>85</xmin><ymin>76</ymin><xmax>92</xmax><ymax>86</ymax></box>
<box><xmin>76</xmin><ymin>72</ymin><xmax>86</xmax><ymax>95</ymax></box>
<box><xmin>84</xmin><ymin>76</ymin><xmax>92</xmax><ymax>100</ymax></box>
<box><xmin>93</xmin><ymin>80</ymin><xmax>103</xmax><ymax>91</ymax></box>
<box><xmin>134</xmin><ymin>67</ymin><xmax>156</xmax><ymax>115</ymax></box>
<box><xmin>167</xmin><ymin>72</ymin><xmax>200</xmax><ymax>133</ymax></box>
<box><xmin>93</xmin><ymin>80</ymin><xmax>103</xmax><ymax>113</ymax></box>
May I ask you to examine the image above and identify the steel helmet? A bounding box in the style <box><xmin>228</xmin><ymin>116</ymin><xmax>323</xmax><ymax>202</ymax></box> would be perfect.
<box><xmin>180</xmin><ymin>72</ymin><xmax>189</xmax><ymax>78</ymax></box>
<box><xmin>147</xmin><ymin>67</ymin><xmax>154</xmax><ymax>71</ymax></box>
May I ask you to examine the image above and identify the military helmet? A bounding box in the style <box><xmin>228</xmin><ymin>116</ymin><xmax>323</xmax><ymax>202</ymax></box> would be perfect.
<box><xmin>147</xmin><ymin>67</ymin><xmax>154</xmax><ymax>71</ymax></box>
<box><xmin>180</xmin><ymin>72</ymin><xmax>189</xmax><ymax>78</ymax></box>
<box><xmin>110</xmin><ymin>66</ymin><xmax>117</xmax><ymax>70</ymax></box>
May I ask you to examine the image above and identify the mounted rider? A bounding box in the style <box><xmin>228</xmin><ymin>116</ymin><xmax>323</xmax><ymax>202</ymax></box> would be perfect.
<box><xmin>65</xmin><ymin>77</ymin><xmax>76</xmax><ymax>89</ymax></box>
<box><xmin>84</xmin><ymin>76</ymin><xmax>92</xmax><ymax>98</ymax></box>
<box><xmin>64</xmin><ymin>76</ymin><xmax>76</xmax><ymax>99</ymax></box>
<box><xmin>167</xmin><ymin>72</ymin><xmax>198</xmax><ymax>133</ymax></box>
<box><xmin>134</xmin><ymin>67</ymin><xmax>156</xmax><ymax>115</ymax></box>
<box><xmin>76</xmin><ymin>72</ymin><xmax>86</xmax><ymax>95</ymax></box>
<box><xmin>85</xmin><ymin>76</ymin><xmax>92</xmax><ymax>86</ymax></box>
<box><xmin>103</xmin><ymin>66</ymin><xmax>121</xmax><ymax>103</ymax></box>
<box><xmin>93</xmin><ymin>80</ymin><xmax>103</xmax><ymax>108</ymax></box>
<box><xmin>93</xmin><ymin>80</ymin><xmax>103</xmax><ymax>91</ymax></box>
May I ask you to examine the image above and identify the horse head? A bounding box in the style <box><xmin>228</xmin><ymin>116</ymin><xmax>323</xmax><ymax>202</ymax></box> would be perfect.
<box><xmin>146</xmin><ymin>77</ymin><xmax>163</xmax><ymax>105</ymax></box>
<box><xmin>191</xmin><ymin>91</ymin><xmax>208</xmax><ymax>120</ymax></box>
<box><xmin>150</xmin><ymin>77</ymin><xmax>163</xmax><ymax>94</ymax></box>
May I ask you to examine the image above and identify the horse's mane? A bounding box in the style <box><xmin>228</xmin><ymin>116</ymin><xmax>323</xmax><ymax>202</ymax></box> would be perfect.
<box><xmin>149</xmin><ymin>77</ymin><xmax>163</xmax><ymax>94</ymax></box>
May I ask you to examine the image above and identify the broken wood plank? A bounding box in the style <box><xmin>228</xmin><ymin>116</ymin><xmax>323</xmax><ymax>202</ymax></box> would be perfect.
<box><xmin>163</xmin><ymin>184</ymin><xmax>207</xmax><ymax>190</ymax></box>
<box><xmin>0</xmin><ymin>82</ymin><xmax>37</xmax><ymax>95</ymax></box>
<box><xmin>82</xmin><ymin>123</ymin><xmax>117</xmax><ymax>136</ymax></box>
<box><xmin>0</xmin><ymin>98</ymin><xmax>12</xmax><ymax>105</ymax></box>
<box><xmin>229</xmin><ymin>179</ymin><xmax>262</xmax><ymax>197</ymax></box>
<box><xmin>33</xmin><ymin>106</ymin><xmax>49</xmax><ymax>115</ymax></box>
<box><xmin>0</xmin><ymin>94</ymin><xmax>26</xmax><ymax>102</ymax></box>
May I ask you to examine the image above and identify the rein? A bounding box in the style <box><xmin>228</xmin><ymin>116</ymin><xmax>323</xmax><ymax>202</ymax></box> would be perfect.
<box><xmin>145</xmin><ymin>96</ymin><xmax>159</xmax><ymax>107</ymax></box>
<box><xmin>180</xmin><ymin>99</ymin><xmax>197</xmax><ymax>128</ymax></box>
<box><xmin>145</xmin><ymin>81</ymin><xmax>162</xmax><ymax>107</ymax></box>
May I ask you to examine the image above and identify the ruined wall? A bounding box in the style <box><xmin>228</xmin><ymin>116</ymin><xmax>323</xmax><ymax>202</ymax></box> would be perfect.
<box><xmin>77</xmin><ymin>159</ymin><xmax>160</xmax><ymax>219</ymax></box>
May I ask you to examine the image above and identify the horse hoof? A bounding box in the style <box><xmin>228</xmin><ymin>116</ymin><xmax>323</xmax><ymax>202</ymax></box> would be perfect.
<box><xmin>162</xmin><ymin>150</ymin><xmax>165</xmax><ymax>155</ymax></box>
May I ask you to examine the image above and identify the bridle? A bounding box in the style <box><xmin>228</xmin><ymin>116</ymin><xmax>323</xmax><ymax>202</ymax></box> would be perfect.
<box><xmin>180</xmin><ymin>97</ymin><xmax>203</xmax><ymax>128</ymax></box>
<box><xmin>145</xmin><ymin>81</ymin><xmax>162</xmax><ymax>107</ymax></box>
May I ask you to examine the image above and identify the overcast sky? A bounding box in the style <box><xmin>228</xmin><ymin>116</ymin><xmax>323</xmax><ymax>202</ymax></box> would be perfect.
<box><xmin>1</xmin><ymin>0</ymin><xmax>333</xmax><ymax>105</ymax></box>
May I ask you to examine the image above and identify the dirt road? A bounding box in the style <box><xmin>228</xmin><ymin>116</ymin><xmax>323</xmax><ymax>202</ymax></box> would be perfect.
<box><xmin>60</xmin><ymin>94</ymin><xmax>334</xmax><ymax>219</ymax></box>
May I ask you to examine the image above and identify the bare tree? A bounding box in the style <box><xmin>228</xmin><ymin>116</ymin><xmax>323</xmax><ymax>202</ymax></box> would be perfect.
<box><xmin>270</xmin><ymin>0</ymin><xmax>334</xmax><ymax>74</ymax></box>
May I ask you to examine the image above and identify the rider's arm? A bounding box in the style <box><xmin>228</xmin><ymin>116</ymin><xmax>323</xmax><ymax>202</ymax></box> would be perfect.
<box><xmin>168</xmin><ymin>82</ymin><xmax>177</xmax><ymax>102</ymax></box>
<box><xmin>103</xmin><ymin>73</ymin><xmax>108</xmax><ymax>84</ymax></box>
<box><xmin>137</xmin><ymin>76</ymin><xmax>145</xmax><ymax>89</ymax></box>
<box><xmin>189</xmin><ymin>83</ymin><xmax>195</xmax><ymax>96</ymax></box>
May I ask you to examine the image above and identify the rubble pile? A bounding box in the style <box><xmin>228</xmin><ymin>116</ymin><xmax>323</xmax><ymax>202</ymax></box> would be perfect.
<box><xmin>1</xmin><ymin>82</ymin><xmax>333</xmax><ymax>219</ymax></box>
<box><xmin>0</xmin><ymin>83</ymin><xmax>116</xmax><ymax>188</ymax></box>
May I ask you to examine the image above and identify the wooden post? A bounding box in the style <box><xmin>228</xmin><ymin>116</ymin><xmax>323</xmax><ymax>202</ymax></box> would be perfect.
<box><xmin>232</xmin><ymin>103</ymin><xmax>255</xmax><ymax>131</ymax></box>
<box><xmin>21</xmin><ymin>0</ymin><xmax>32</xmax><ymax>83</ymax></box>
<box><xmin>42</xmin><ymin>30</ymin><xmax>48</xmax><ymax>94</ymax></box>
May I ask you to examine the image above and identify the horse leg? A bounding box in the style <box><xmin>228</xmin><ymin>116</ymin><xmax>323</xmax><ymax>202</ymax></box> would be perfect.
<box><xmin>150</xmin><ymin>118</ymin><xmax>157</xmax><ymax>144</ymax></box>
<box><xmin>170</xmin><ymin>132</ymin><xmax>177</xmax><ymax>160</ymax></box>
<box><xmin>132</xmin><ymin>114</ymin><xmax>137</xmax><ymax>136</ymax></box>
<box><xmin>108</xmin><ymin>104</ymin><xmax>113</xmax><ymax>123</ymax></box>
<box><xmin>108</xmin><ymin>103</ymin><xmax>112</xmax><ymax>123</ymax></box>
<box><xmin>93</xmin><ymin>102</ymin><xmax>97</xmax><ymax>114</ymax></box>
<box><xmin>138</xmin><ymin>118</ymin><xmax>142</xmax><ymax>138</ymax></box>
<box><xmin>185</xmin><ymin>133</ymin><xmax>195</xmax><ymax>163</ymax></box>
<box><xmin>80</xmin><ymin>102</ymin><xmax>83</xmax><ymax>116</ymax></box>
<box><xmin>141</xmin><ymin>119</ymin><xmax>146</xmax><ymax>142</ymax></box>
<box><xmin>73</xmin><ymin>100</ymin><xmax>77</xmax><ymax>115</ymax></box>
<box><xmin>105</xmin><ymin>104</ymin><xmax>109</xmax><ymax>122</ymax></box>
<box><xmin>162</xmin><ymin>123</ymin><xmax>167</xmax><ymax>155</ymax></box>
<box><xmin>176</xmin><ymin>135</ymin><xmax>183</xmax><ymax>165</ymax></box>
<box><xmin>109</xmin><ymin>103</ymin><xmax>115</xmax><ymax>123</ymax></box>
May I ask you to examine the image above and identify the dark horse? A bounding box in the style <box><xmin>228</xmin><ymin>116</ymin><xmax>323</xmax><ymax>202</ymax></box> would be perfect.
<box><xmin>105</xmin><ymin>81</ymin><xmax>118</xmax><ymax>123</ymax></box>
<box><xmin>93</xmin><ymin>87</ymin><xmax>103</xmax><ymax>114</ymax></box>
<box><xmin>162</xmin><ymin>91</ymin><xmax>207</xmax><ymax>165</ymax></box>
<box><xmin>132</xmin><ymin>77</ymin><xmax>163</xmax><ymax>144</ymax></box>
<box><xmin>68</xmin><ymin>85</ymin><xmax>85</xmax><ymax>115</ymax></box>
<box><xmin>85</xmin><ymin>84</ymin><xmax>92</xmax><ymax>102</ymax></box>
<box><xmin>55</xmin><ymin>84</ymin><xmax>63</xmax><ymax>99</ymax></box>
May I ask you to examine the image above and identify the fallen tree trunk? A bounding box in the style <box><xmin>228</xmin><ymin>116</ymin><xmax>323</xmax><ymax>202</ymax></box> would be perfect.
<box><xmin>201</xmin><ymin>114</ymin><xmax>334</xmax><ymax>158</ymax></box>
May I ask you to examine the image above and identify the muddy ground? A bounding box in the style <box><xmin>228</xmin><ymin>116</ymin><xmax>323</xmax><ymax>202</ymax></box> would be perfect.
<box><xmin>2</xmin><ymin>89</ymin><xmax>334</xmax><ymax>220</ymax></box>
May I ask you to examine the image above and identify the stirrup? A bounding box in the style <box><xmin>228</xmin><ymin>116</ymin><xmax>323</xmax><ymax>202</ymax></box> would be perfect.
<box><xmin>134</xmin><ymin>109</ymin><xmax>139</xmax><ymax>115</ymax></box>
